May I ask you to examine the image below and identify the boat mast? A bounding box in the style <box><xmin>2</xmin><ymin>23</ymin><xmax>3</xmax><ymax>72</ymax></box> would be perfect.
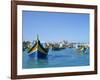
<box><xmin>37</xmin><ymin>34</ymin><xmax>39</xmax><ymax>41</ymax></box>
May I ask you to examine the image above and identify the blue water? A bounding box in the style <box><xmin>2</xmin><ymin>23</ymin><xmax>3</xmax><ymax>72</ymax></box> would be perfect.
<box><xmin>22</xmin><ymin>48</ymin><xmax>89</xmax><ymax>69</ymax></box>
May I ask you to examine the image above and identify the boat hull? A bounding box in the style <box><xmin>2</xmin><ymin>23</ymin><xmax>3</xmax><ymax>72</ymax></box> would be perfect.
<box><xmin>29</xmin><ymin>51</ymin><xmax>47</xmax><ymax>59</ymax></box>
<box><xmin>28</xmin><ymin>36</ymin><xmax>48</xmax><ymax>59</ymax></box>
<box><xmin>37</xmin><ymin>51</ymin><xmax>47</xmax><ymax>59</ymax></box>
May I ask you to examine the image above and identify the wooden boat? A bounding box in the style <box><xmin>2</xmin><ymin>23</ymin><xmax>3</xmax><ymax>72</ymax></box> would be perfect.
<box><xmin>76</xmin><ymin>46</ymin><xmax>87</xmax><ymax>54</ymax></box>
<box><xmin>28</xmin><ymin>35</ymin><xmax>48</xmax><ymax>59</ymax></box>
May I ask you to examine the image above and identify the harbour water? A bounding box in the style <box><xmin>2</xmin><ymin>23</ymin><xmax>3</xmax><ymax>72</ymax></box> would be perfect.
<box><xmin>22</xmin><ymin>48</ymin><xmax>89</xmax><ymax>69</ymax></box>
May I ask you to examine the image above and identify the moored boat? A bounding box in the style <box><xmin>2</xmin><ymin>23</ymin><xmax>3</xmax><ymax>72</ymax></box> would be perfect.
<box><xmin>28</xmin><ymin>35</ymin><xmax>48</xmax><ymax>59</ymax></box>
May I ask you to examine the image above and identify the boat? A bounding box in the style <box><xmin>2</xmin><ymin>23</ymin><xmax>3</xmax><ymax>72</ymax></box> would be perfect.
<box><xmin>76</xmin><ymin>45</ymin><xmax>87</xmax><ymax>54</ymax></box>
<box><xmin>52</xmin><ymin>47</ymin><xmax>66</xmax><ymax>51</ymax></box>
<box><xmin>28</xmin><ymin>35</ymin><xmax>48</xmax><ymax>59</ymax></box>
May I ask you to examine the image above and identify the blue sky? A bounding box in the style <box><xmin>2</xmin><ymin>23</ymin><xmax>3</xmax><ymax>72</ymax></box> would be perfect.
<box><xmin>22</xmin><ymin>11</ymin><xmax>89</xmax><ymax>43</ymax></box>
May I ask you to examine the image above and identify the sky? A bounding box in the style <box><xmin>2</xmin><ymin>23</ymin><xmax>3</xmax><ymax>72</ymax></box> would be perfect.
<box><xmin>22</xmin><ymin>11</ymin><xmax>89</xmax><ymax>43</ymax></box>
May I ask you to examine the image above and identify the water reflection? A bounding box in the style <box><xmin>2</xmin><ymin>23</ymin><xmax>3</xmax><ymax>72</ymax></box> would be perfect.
<box><xmin>24</xmin><ymin>56</ymin><xmax>48</xmax><ymax>68</ymax></box>
<box><xmin>23</xmin><ymin>48</ymin><xmax>89</xmax><ymax>69</ymax></box>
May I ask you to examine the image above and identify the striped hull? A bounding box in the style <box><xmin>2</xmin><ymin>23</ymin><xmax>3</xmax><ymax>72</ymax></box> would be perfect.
<box><xmin>29</xmin><ymin>51</ymin><xmax>47</xmax><ymax>59</ymax></box>
<box><xmin>28</xmin><ymin>37</ymin><xmax>48</xmax><ymax>59</ymax></box>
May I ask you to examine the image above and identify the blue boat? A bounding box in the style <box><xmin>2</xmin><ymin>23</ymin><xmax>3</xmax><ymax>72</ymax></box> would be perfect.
<box><xmin>28</xmin><ymin>35</ymin><xmax>48</xmax><ymax>59</ymax></box>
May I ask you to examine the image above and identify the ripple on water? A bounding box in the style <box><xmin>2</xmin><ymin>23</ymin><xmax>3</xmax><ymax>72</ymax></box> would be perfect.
<box><xmin>22</xmin><ymin>48</ymin><xmax>90</xmax><ymax>69</ymax></box>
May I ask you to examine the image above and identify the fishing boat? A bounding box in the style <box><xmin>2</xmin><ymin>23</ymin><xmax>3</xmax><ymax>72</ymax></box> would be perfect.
<box><xmin>28</xmin><ymin>35</ymin><xmax>48</xmax><ymax>59</ymax></box>
<box><xmin>52</xmin><ymin>47</ymin><xmax>66</xmax><ymax>51</ymax></box>
<box><xmin>76</xmin><ymin>45</ymin><xmax>87</xmax><ymax>54</ymax></box>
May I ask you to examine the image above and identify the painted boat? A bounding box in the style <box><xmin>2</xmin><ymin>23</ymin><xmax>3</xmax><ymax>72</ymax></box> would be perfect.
<box><xmin>28</xmin><ymin>35</ymin><xmax>48</xmax><ymax>59</ymax></box>
<box><xmin>76</xmin><ymin>46</ymin><xmax>87</xmax><ymax>54</ymax></box>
